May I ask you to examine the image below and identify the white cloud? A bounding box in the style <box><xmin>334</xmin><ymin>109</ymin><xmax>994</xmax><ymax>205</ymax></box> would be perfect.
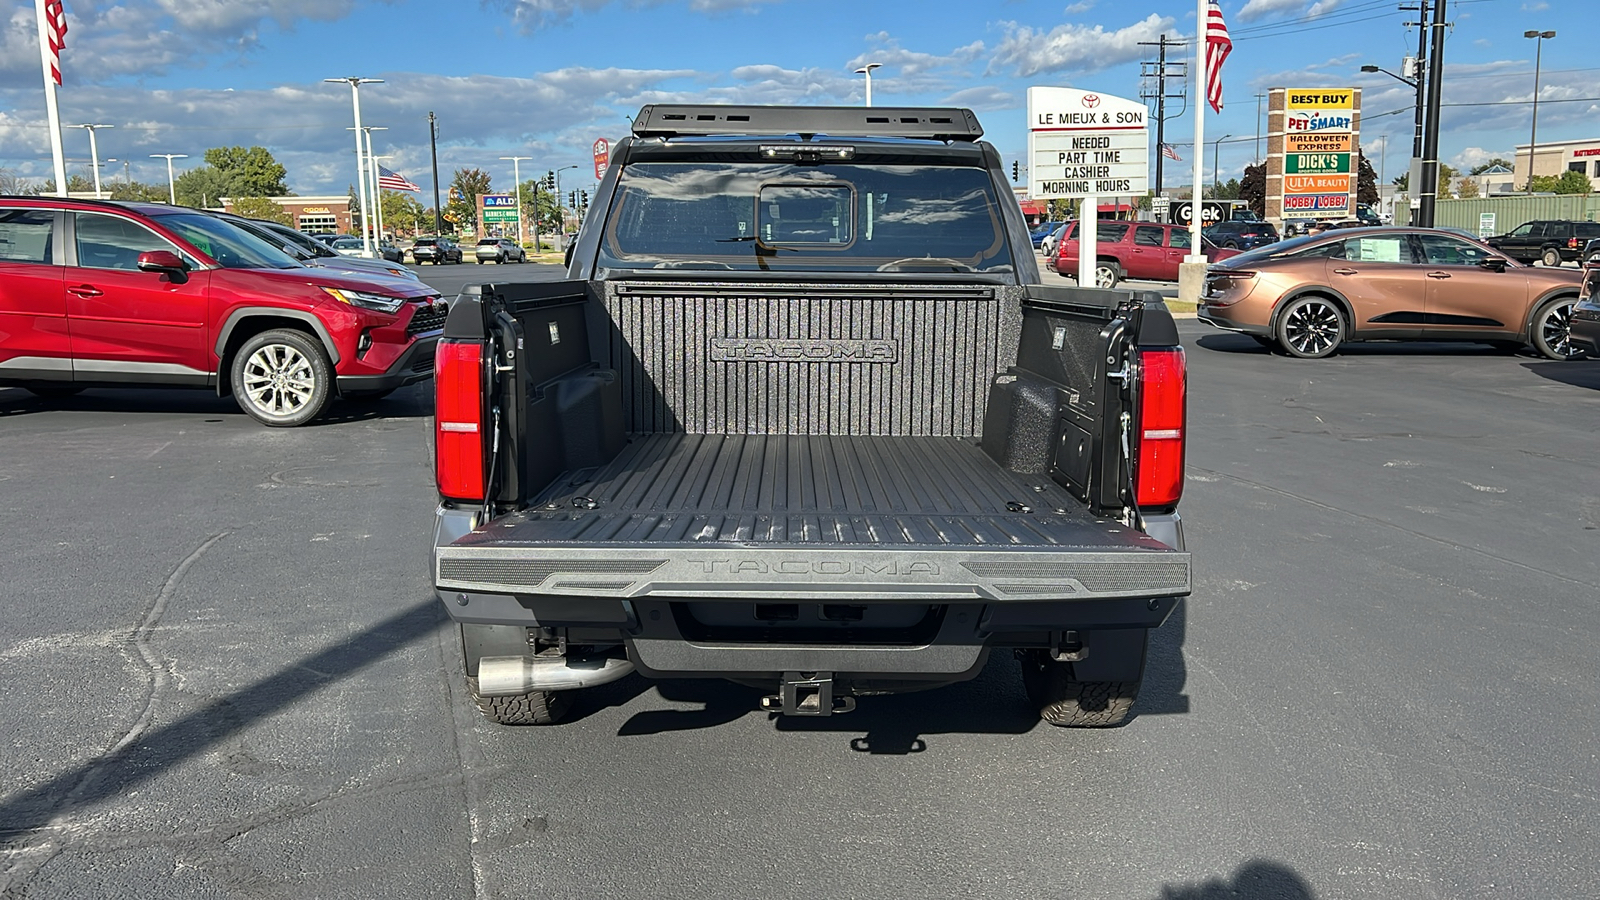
<box><xmin>940</xmin><ymin>85</ymin><xmax>1017</xmax><ymax>112</ymax></box>
<box><xmin>1062</xmin><ymin>1</ymin><xmax>1095</xmax><ymax>13</ymax></box>
<box><xmin>152</xmin><ymin>0</ymin><xmax>360</xmax><ymax>36</ymax></box>
<box><xmin>1236</xmin><ymin>0</ymin><xmax>1303</xmax><ymax>22</ymax></box>
<box><xmin>1450</xmin><ymin>147</ymin><xmax>1507</xmax><ymax>171</ymax></box>
<box><xmin>988</xmin><ymin>13</ymin><xmax>1175</xmax><ymax>78</ymax></box>
<box><xmin>1305</xmin><ymin>0</ymin><xmax>1342</xmax><ymax>17</ymax></box>
<box><xmin>1521</xmin><ymin>1</ymin><xmax>1549</xmax><ymax>10</ymax></box>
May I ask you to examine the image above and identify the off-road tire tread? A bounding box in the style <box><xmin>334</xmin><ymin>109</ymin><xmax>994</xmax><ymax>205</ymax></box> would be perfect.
<box><xmin>468</xmin><ymin>676</ymin><xmax>570</xmax><ymax>725</ymax></box>
<box><xmin>1021</xmin><ymin>651</ymin><xmax>1140</xmax><ymax>728</ymax></box>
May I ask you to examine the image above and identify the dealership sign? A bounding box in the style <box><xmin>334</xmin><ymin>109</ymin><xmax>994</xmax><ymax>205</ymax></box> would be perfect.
<box><xmin>1026</xmin><ymin>86</ymin><xmax>1149</xmax><ymax>199</ymax></box>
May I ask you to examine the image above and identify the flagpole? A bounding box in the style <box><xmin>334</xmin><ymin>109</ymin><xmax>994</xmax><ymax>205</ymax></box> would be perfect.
<box><xmin>1189</xmin><ymin>0</ymin><xmax>1207</xmax><ymax>262</ymax></box>
<box><xmin>35</xmin><ymin>0</ymin><xmax>67</xmax><ymax>196</ymax></box>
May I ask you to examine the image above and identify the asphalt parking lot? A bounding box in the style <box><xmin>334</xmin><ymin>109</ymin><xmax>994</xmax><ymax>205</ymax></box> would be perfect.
<box><xmin>2</xmin><ymin>262</ymin><xmax>1598</xmax><ymax>899</ymax></box>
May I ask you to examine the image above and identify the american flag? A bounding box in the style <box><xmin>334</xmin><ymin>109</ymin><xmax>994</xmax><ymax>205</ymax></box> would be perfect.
<box><xmin>1161</xmin><ymin>144</ymin><xmax>1183</xmax><ymax>162</ymax></box>
<box><xmin>1205</xmin><ymin>0</ymin><xmax>1232</xmax><ymax>113</ymax></box>
<box><xmin>377</xmin><ymin>164</ymin><xmax>420</xmax><ymax>192</ymax></box>
<box><xmin>43</xmin><ymin>0</ymin><xmax>68</xmax><ymax>86</ymax></box>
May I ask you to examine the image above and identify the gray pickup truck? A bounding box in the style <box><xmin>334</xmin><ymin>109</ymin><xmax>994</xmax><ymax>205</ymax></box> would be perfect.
<box><xmin>431</xmin><ymin>105</ymin><xmax>1191</xmax><ymax>728</ymax></box>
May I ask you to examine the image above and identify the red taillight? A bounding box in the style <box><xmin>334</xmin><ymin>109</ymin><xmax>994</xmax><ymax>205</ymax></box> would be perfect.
<box><xmin>1135</xmin><ymin>347</ymin><xmax>1186</xmax><ymax>509</ymax></box>
<box><xmin>1570</xmin><ymin>237</ymin><xmax>1580</xmax><ymax>249</ymax></box>
<box><xmin>435</xmin><ymin>339</ymin><xmax>484</xmax><ymax>501</ymax></box>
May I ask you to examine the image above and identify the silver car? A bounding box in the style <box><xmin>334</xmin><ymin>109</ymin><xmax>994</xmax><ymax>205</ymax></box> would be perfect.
<box><xmin>475</xmin><ymin>237</ymin><xmax>526</xmax><ymax>264</ymax></box>
<box><xmin>224</xmin><ymin>215</ymin><xmax>421</xmax><ymax>282</ymax></box>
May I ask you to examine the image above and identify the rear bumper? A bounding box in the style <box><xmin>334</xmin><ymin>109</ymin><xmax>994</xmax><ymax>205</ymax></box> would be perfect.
<box><xmin>433</xmin><ymin>506</ymin><xmax>1186</xmax><ymax>680</ymax></box>
<box><xmin>337</xmin><ymin>335</ymin><xmax>437</xmax><ymax>392</ymax></box>
<box><xmin>1198</xmin><ymin>305</ymin><xmax>1271</xmax><ymax>336</ymax></box>
<box><xmin>1570</xmin><ymin>303</ymin><xmax>1600</xmax><ymax>355</ymax></box>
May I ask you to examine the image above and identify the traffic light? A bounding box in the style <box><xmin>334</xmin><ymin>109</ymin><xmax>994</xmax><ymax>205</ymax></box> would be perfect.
<box><xmin>580</xmin><ymin>190</ymin><xmax>588</xmax><ymax>208</ymax></box>
<box><xmin>1011</xmin><ymin>160</ymin><xmax>1019</xmax><ymax>182</ymax></box>
<box><xmin>568</xmin><ymin>190</ymin><xmax>577</xmax><ymax>207</ymax></box>
<box><xmin>542</xmin><ymin>171</ymin><xmax>554</xmax><ymax>190</ymax></box>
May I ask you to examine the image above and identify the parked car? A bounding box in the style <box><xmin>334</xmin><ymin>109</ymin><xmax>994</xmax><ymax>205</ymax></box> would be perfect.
<box><xmin>1199</xmin><ymin>226</ymin><xmax>1585</xmax><ymax>359</ymax></box>
<box><xmin>214</xmin><ymin>213</ymin><xmax>420</xmax><ymax>283</ymax></box>
<box><xmin>1053</xmin><ymin>219</ymin><xmax>1240</xmax><ymax>288</ymax></box>
<box><xmin>411</xmin><ymin>236</ymin><xmax>463</xmax><ymax>264</ymax></box>
<box><xmin>1582</xmin><ymin>237</ymin><xmax>1600</xmax><ymax>266</ymax></box>
<box><xmin>1038</xmin><ymin>221</ymin><xmax>1068</xmax><ymax>257</ymax></box>
<box><xmin>0</xmin><ymin>196</ymin><xmax>446</xmax><ymax>425</ymax></box>
<box><xmin>1485</xmin><ymin>220</ymin><xmax>1600</xmax><ymax>267</ymax></box>
<box><xmin>1029</xmin><ymin>220</ymin><xmax>1064</xmax><ymax>249</ymax></box>
<box><xmin>1570</xmin><ymin>260</ymin><xmax>1600</xmax><ymax>358</ymax></box>
<box><xmin>1205</xmin><ymin>219</ymin><xmax>1280</xmax><ymax>251</ymax></box>
<box><xmin>474</xmin><ymin>237</ymin><xmax>526</xmax><ymax>264</ymax></box>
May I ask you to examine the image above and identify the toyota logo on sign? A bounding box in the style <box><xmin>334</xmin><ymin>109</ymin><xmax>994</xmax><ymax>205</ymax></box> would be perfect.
<box><xmin>1081</xmin><ymin>94</ymin><xmax>1101</xmax><ymax>109</ymax></box>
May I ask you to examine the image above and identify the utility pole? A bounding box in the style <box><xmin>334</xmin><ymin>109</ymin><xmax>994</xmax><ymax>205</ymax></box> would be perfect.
<box><xmin>1400</xmin><ymin>0</ymin><xmax>1430</xmax><ymax>219</ymax></box>
<box><xmin>500</xmin><ymin>155</ymin><xmax>532</xmax><ymax>247</ymax></box>
<box><xmin>1140</xmin><ymin>34</ymin><xmax>1188</xmax><ymax>199</ymax></box>
<box><xmin>428</xmin><ymin>111</ymin><xmax>443</xmax><ymax>234</ymax></box>
<box><xmin>1417</xmin><ymin>0</ymin><xmax>1447</xmax><ymax>228</ymax></box>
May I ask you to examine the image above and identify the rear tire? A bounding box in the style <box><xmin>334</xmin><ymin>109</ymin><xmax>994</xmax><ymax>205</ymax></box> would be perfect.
<box><xmin>1276</xmin><ymin>295</ymin><xmax>1344</xmax><ymax>358</ymax></box>
<box><xmin>469</xmin><ymin>677</ymin><xmax>571</xmax><ymax>725</ymax></box>
<box><xmin>1531</xmin><ymin>296</ymin><xmax>1584</xmax><ymax>360</ymax></box>
<box><xmin>1019</xmin><ymin>650</ymin><xmax>1140</xmax><ymax>728</ymax></box>
<box><xmin>230</xmin><ymin>328</ymin><xmax>332</xmax><ymax>427</ymax></box>
<box><xmin>1541</xmin><ymin>247</ymin><xmax>1562</xmax><ymax>268</ymax></box>
<box><xmin>1095</xmin><ymin>261</ymin><xmax>1121</xmax><ymax>289</ymax></box>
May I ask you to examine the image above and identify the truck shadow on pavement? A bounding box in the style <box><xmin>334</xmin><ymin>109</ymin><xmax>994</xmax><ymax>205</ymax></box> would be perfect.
<box><xmin>0</xmin><ymin>598</ymin><xmax>443</xmax><ymax>847</ymax></box>
<box><xmin>1522</xmin><ymin>359</ymin><xmax>1600</xmax><ymax>389</ymax></box>
<box><xmin>1152</xmin><ymin>859</ymin><xmax>1316</xmax><ymax>900</ymax></box>
<box><xmin>612</xmin><ymin>601</ymin><xmax>1190</xmax><ymax>752</ymax></box>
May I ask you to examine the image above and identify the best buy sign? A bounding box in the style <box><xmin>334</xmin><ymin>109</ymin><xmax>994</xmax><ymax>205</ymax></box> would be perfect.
<box><xmin>1285</xmin><ymin>152</ymin><xmax>1351</xmax><ymax>174</ymax></box>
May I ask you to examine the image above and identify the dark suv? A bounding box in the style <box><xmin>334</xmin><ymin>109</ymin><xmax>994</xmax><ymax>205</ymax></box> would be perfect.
<box><xmin>1204</xmin><ymin>220</ymin><xmax>1280</xmax><ymax>250</ymax></box>
<box><xmin>0</xmin><ymin>196</ymin><xmax>444</xmax><ymax>425</ymax></box>
<box><xmin>410</xmin><ymin>236</ymin><xmax>463</xmax><ymax>264</ymax></box>
<box><xmin>1486</xmin><ymin>220</ymin><xmax>1600</xmax><ymax>267</ymax></box>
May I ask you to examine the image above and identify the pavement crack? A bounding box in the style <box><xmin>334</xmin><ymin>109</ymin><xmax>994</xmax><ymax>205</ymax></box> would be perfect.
<box><xmin>0</xmin><ymin>532</ymin><xmax>227</xmax><ymax>897</ymax></box>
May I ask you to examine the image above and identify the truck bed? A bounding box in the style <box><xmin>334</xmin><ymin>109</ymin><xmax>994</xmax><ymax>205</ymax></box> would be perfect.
<box><xmin>437</xmin><ymin>434</ymin><xmax>1189</xmax><ymax>602</ymax></box>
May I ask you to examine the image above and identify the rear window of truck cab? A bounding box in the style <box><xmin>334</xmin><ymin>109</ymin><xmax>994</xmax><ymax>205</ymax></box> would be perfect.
<box><xmin>597</xmin><ymin>162</ymin><xmax>1013</xmax><ymax>274</ymax></box>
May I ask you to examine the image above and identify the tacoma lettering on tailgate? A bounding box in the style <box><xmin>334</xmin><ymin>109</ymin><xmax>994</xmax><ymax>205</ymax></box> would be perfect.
<box><xmin>709</xmin><ymin>338</ymin><xmax>898</xmax><ymax>363</ymax></box>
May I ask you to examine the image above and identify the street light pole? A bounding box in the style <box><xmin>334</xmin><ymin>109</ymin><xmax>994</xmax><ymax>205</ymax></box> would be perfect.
<box><xmin>1524</xmin><ymin>29</ymin><xmax>1556</xmax><ymax>192</ymax></box>
<box><xmin>500</xmin><ymin>156</ymin><xmax>532</xmax><ymax>247</ymax></box>
<box><xmin>69</xmin><ymin>124</ymin><xmax>113</xmax><ymax>198</ymax></box>
<box><xmin>554</xmin><ymin>164</ymin><xmax>578</xmax><ymax>233</ymax></box>
<box><xmin>1213</xmin><ymin>134</ymin><xmax>1232</xmax><ymax>195</ymax></box>
<box><xmin>326</xmin><ymin>77</ymin><xmax>384</xmax><ymax>257</ymax></box>
<box><xmin>352</xmin><ymin>125</ymin><xmax>389</xmax><ymax>251</ymax></box>
<box><xmin>854</xmin><ymin>63</ymin><xmax>882</xmax><ymax>106</ymax></box>
<box><xmin>150</xmin><ymin>153</ymin><xmax>187</xmax><ymax>205</ymax></box>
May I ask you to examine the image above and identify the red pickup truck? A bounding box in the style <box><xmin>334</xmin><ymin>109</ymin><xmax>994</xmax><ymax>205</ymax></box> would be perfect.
<box><xmin>1053</xmin><ymin>220</ymin><xmax>1238</xmax><ymax>288</ymax></box>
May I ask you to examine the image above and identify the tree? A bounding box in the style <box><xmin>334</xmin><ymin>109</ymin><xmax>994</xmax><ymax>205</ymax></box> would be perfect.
<box><xmin>1455</xmin><ymin>177</ymin><xmax>1480</xmax><ymax>199</ymax></box>
<box><xmin>172</xmin><ymin>146</ymin><xmax>289</xmax><ymax>208</ymax></box>
<box><xmin>447</xmin><ymin>168</ymin><xmax>492</xmax><ymax>232</ymax></box>
<box><xmin>232</xmin><ymin>196</ymin><xmax>293</xmax><ymax>225</ymax></box>
<box><xmin>1529</xmin><ymin>170</ymin><xmax>1593</xmax><ymax>194</ymax></box>
<box><xmin>38</xmin><ymin>174</ymin><xmax>95</xmax><ymax>194</ymax></box>
<box><xmin>1239</xmin><ymin>163</ymin><xmax>1266</xmax><ymax>217</ymax></box>
<box><xmin>109</xmin><ymin>181</ymin><xmax>171</xmax><ymax>202</ymax></box>
<box><xmin>1356</xmin><ymin>153</ymin><xmax>1379</xmax><ymax>207</ymax></box>
<box><xmin>380</xmin><ymin>190</ymin><xmax>427</xmax><ymax>235</ymax></box>
<box><xmin>1392</xmin><ymin>173</ymin><xmax>1409</xmax><ymax>191</ymax></box>
<box><xmin>1208</xmin><ymin>177</ymin><xmax>1242</xmax><ymax>201</ymax></box>
<box><xmin>1437</xmin><ymin>164</ymin><xmax>1458</xmax><ymax>201</ymax></box>
<box><xmin>518</xmin><ymin>179</ymin><xmax>563</xmax><ymax>247</ymax></box>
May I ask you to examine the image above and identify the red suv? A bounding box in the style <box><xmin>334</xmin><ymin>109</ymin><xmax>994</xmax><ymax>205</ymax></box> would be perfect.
<box><xmin>1053</xmin><ymin>219</ymin><xmax>1239</xmax><ymax>287</ymax></box>
<box><xmin>0</xmin><ymin>197</ymin><xmax>444</xmax><ymax>426</ymax></box>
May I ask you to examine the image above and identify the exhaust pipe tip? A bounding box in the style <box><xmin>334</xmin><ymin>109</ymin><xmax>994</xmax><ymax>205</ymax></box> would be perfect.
<box><xmin>478</xmin><ymin>655</ymin><xmax>634</xmax><ymax>696</ymax></box>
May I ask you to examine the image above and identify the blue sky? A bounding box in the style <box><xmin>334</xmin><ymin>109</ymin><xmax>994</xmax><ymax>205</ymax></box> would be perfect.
<box><xmin>1</xmin><ymin>0</ymin><xmax>1591</xmax><ymax>197</ymax></box>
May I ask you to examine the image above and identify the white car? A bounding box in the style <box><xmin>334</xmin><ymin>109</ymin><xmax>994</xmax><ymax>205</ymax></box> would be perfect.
<box><xmin>1039</xmin><ymin>222</ymin><xmax>1068</xmax><ymax>257</ymax></box>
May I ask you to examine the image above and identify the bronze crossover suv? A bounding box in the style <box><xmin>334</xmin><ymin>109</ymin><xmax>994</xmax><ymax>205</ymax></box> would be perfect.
<box><xmin>1199</xmin><ymin>227</ymin><xmax>1586</xmax><ymax>359</ymax></box>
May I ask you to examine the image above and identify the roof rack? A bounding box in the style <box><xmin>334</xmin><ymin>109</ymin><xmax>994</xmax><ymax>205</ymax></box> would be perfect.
<box><xmin>631</xmin><ymin>105</ymin><xmax>983</xmax><ymax>142</ymax></box>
